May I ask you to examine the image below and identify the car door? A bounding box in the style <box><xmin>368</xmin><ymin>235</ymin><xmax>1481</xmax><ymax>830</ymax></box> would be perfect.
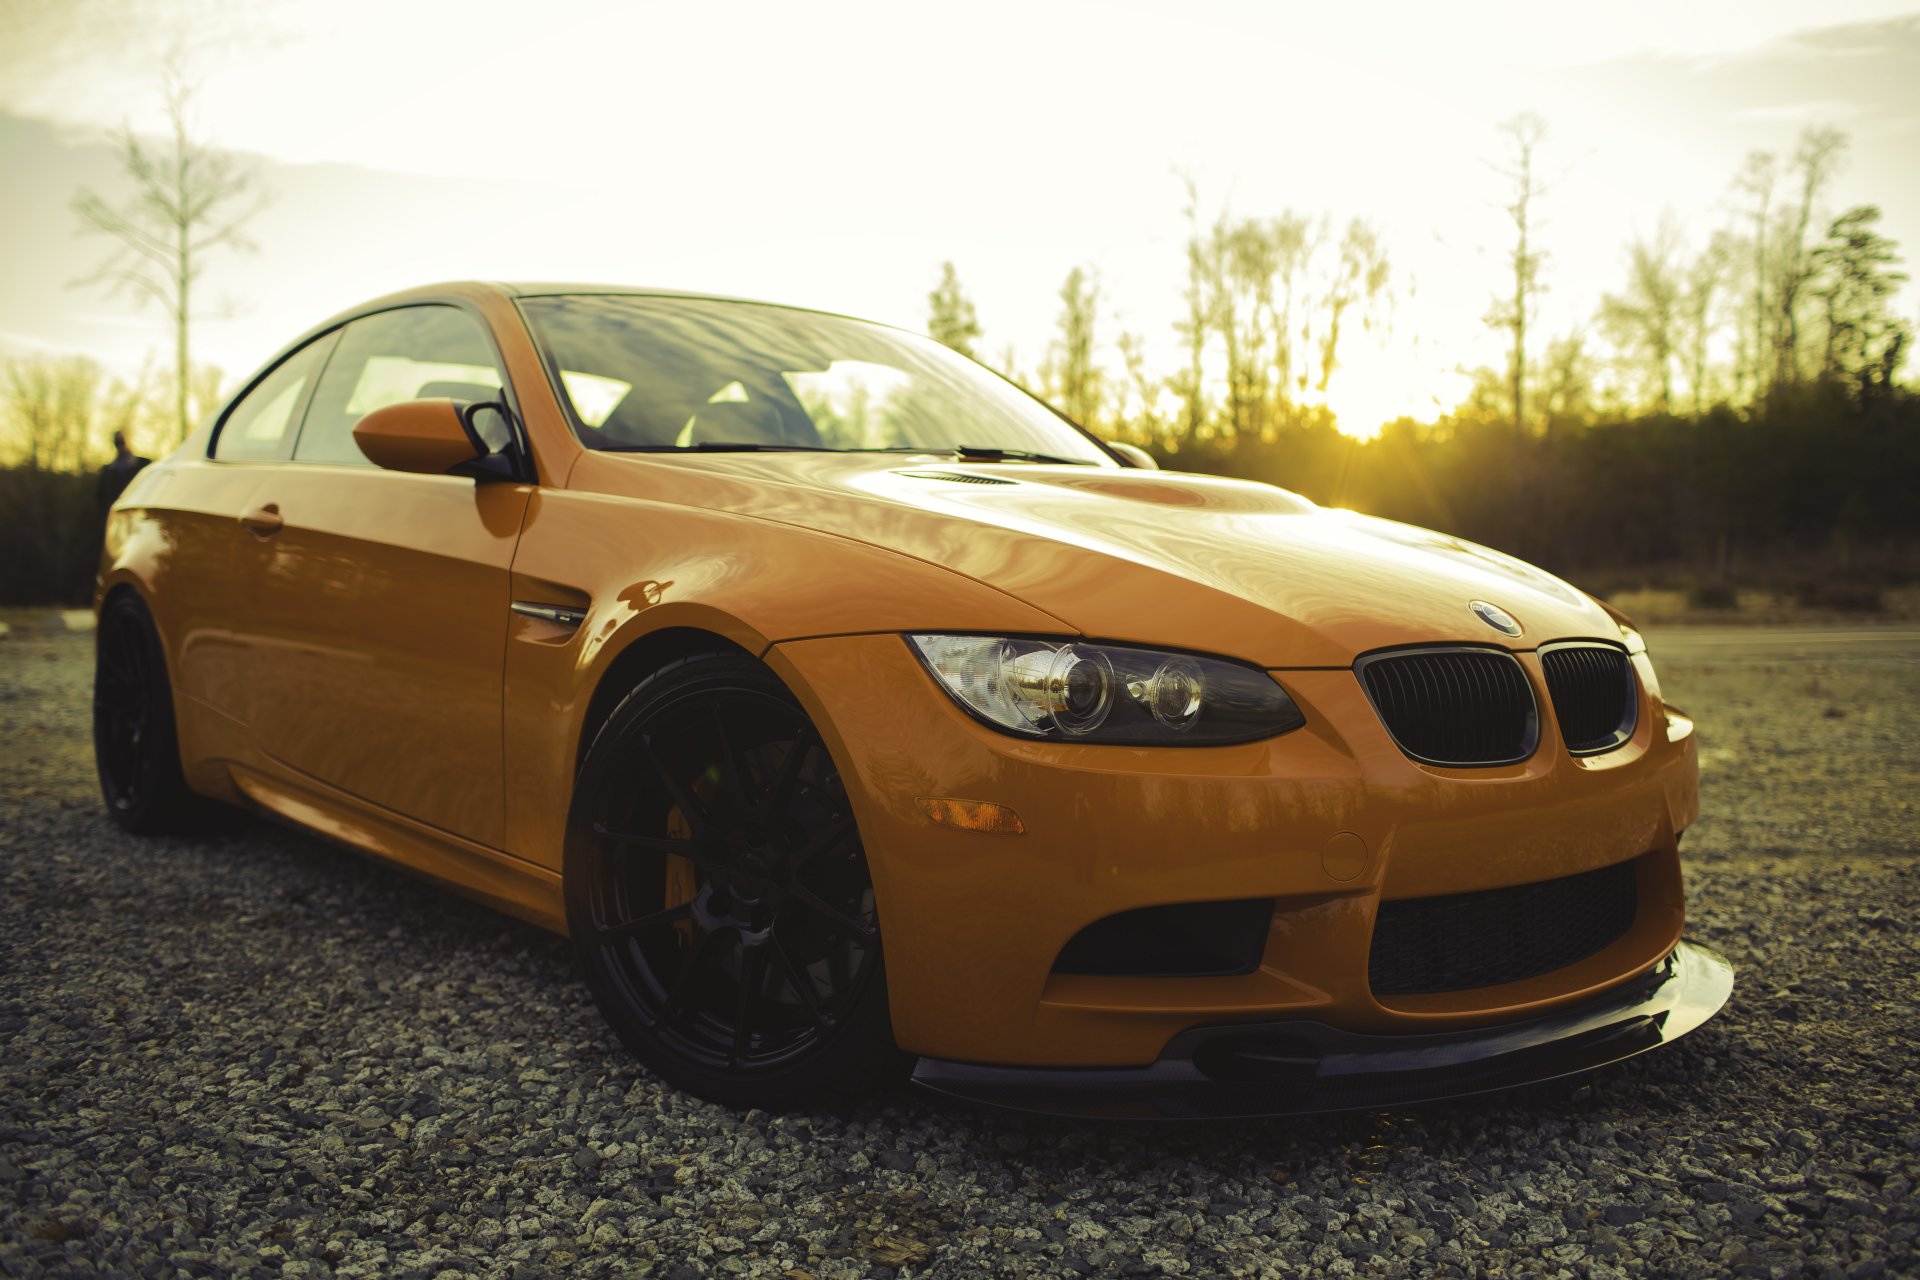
<box><xmin>170</xmin><ymin>332</ymin><xmax>335</xmax><ymax>722</ymax></box>
<box><xmin>233</xmin><ymin>304</ymin><xmax>531</xmax><ymax>850</ymax></box>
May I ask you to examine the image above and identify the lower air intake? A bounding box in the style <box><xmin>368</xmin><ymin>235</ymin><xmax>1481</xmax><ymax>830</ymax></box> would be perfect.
<box><xmin>1368</xmin><ymin>860</ymin><xmax>1639</xmax><ymax>996</ymax></box>
<box><xmin>1052</xmin><ymin>899</ymin><xmax>1273</xmax><ymax>977</ymax></box>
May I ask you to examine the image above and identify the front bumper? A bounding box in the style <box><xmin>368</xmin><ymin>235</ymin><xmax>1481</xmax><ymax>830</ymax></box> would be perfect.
<box><xmin>912</xmin><ymin>939</ymin><xmax>1733</xmax><ymax>1118</ymax></box>
<box><xmin>767</xmin><ymin>632</ymin><xmax>1702</xmax><ymax>1068</ymax></box>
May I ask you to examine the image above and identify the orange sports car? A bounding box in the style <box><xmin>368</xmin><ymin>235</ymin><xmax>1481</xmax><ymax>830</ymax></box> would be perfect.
<box><xmin>94</xmin><ymin>282</ymin><xmax>1732</xmax><ymax>1116</ymax></box>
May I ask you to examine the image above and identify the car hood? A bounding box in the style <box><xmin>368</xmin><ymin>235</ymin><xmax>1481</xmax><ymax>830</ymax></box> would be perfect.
<box><xmin>568</xmin><ymin>451</ymin><xmax>1618</xmax><ymax>668</ymax></box>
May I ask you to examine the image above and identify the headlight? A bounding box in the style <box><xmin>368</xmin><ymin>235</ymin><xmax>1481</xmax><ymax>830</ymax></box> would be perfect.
<box><xmin>906</xmin><ymin>635</ymin><xmax>1307</xmax><ymax>745</ymax></box>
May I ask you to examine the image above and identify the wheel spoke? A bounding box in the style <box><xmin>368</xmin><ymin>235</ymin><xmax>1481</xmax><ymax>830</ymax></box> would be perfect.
<box><xmin>591</xmin><ymin>822</ymin><xmax>713</xmax><ymax>862</ymax></box>
<box><xmin>659</xmin><ymin>927</ymin><xmax>724</xmax><ymax>1028</ymax></box>
<box><xmin>787</xmin><ymin>814</ymin><xmax>855</xmax><ymax>874</ymax></box>
<box><xmin>766</xmin><ymin>733</ymin><xmax>811</xmax><ymax>824</ymax></box>
<box><xmin>596</xmin><ymin>898</ymin><xmax>692</xmax><ymax>942</ymax></box>
<box><xmin>787</xmin><ymin>883</ymin><xmax>876</xmax><ymax>944</ymax></box>
<box><xmin>825</xmin><ymin>935</ymin><xmax>850</xmax><ymax>993</ymax></box>
<box><xmin>709</xmin><ymin>702</ymin><xmax>761</xmax><ymax>813</ymax></box>
<box><xmin>770</xmin><ymin>931</ymin><xmax>832</xmax><ymax>1030</ymax></box>
<box><xmin>639</xmin><ymin>734</ymin><xmax>710</xmax><ymax>835</ymax></box>
<box><xmin>730</xmin><ymin>944</ymin><xmax>769</xmax><ymax>1061</ymax></box>
<box><xmin>581</xmin><ymin>682</ymin><xmax>880</xmax><ymax>1070</ymax></box>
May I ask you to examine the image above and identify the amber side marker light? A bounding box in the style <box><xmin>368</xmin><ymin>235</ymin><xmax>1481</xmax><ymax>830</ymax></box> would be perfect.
<box><xmin>916</xmin><ymin>797</ymin><xmax>1026</xmax><ymax>835</ymax></box>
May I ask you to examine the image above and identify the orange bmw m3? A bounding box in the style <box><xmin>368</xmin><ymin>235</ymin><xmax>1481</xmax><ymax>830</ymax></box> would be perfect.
<box><xmin>93</xmin><ymin>282</ymin><xmax>1731</xmax><ymax>1117</ymax></box>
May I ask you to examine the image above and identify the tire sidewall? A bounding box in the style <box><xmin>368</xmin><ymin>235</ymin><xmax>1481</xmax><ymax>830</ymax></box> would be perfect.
<box><xmin>93</xmin><ymin>593</ymin><xmax>191</xmax><ymax>834</ymax></box>
<box><xmin>565</xmin><ymin>652</ymin><xmax>900</xmax><ymax>1108</ymax></box>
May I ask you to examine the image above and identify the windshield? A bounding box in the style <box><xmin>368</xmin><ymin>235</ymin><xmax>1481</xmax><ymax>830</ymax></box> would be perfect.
<box><xmin>518</xmin><ymin>294</ymin><xmax>1114</xmax><ymax>465</ymax></box>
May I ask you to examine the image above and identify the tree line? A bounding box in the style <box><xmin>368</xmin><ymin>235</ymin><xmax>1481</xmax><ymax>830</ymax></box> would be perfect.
<box><xmin>926</xmin><ymin>116</ymin><xmax>1915</xmax><ymax>590</ymax></box>
<box><xmin>3</xmin><ymin>102</ymin><xmax>1913</xmax><ymax>605</ymax></box>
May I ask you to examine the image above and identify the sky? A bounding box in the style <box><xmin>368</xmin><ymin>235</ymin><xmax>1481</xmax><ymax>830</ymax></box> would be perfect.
<box><xmin>2</xmin><ymin>0</ymin><xmax>1917</xmax><ymax>437</ymax></box>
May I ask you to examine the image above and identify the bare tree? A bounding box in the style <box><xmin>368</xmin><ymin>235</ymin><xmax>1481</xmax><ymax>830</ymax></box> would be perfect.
<box><xmin>1044</xmin><ymin>266</ymin><xmax>1103</xmax><ymax>429</ymax></box>
<box><xmin>1681</xmin><ymin>231</ymin><xmax>1732</xmax><ymax>415</ymax></box>
<box><xmin>1486</xmin><ymin>113</ymin><xmax>1550</xmax><ymax>435</ymax></box>
<box><xmin>1115</xmin><ymin>329</ymin><xmax>1171</xmax><ymax>450</ymax></box>
<box><xmin>1600</xmin><ymin>218</ymin><xmax>1683</xmax><ymax>413</ymax></box>
<box><xmin>1217</xmin><ymin>218</ymin><xmax>1271</xmax><ymax>438</ymax></box>
<box><xmin>1731</xmin><ymin>151</ymin><xmax>1776</xmax><ymax>402</ymax></box>
<box><xmin>926</xmin><ymin>261</ymin><xmax>983</xmax><ymax>360</ymax></box>
<box><xmin>1263</xmin><ymin>213</ymin><xmax>1314</xmax><ymax>411</ymax></box>
<box><xmin>1771</xmin><ymin>127</ymin><xmax>1848</xmax><ymax>387</ymax></box>
<box><xmin>1</xmin><ymin>356</ymin><xmax>147</xmax><ymax>472</ymax></box>
<box><xmin>1172</xmin><ymin>177</ymin><xmax>1216</xmax><ymax>442</ymax></box>
<box><xmin>1537</xmin><ymin>332</ymin><xmax>1596</xmax><ymax>431</ymax></box>
<box><xmin>1316</xmin><ymin>219</ymin><xmax>1390</xmax><ymax>396</ymax></box>
<box><xmin>72</xmin><ymin>66</ymin><xmax>261</xmax><ymax>443</ymax></box>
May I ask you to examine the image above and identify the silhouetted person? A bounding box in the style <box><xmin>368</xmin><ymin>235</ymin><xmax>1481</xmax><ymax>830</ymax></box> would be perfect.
<box><xmin>97</xmin><ymin>431</ymin><xmax>150</xmax><ymax>522</ymax></box>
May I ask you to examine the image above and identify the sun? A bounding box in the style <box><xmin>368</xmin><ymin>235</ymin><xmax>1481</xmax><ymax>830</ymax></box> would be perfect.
<box><xmin>1313</xmin><ymin>343</ymin><xmax>1469</xmax><ymax>441</ymax></box>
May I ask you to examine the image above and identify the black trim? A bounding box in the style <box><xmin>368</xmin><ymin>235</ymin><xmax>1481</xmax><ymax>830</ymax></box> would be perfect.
<box><xmin>207</xmin><ymin>329</ymin><xmax>340</xmax><ymax>464</ymax></box>
<box><xmin>911</xmin><ymin>939</ymin><xmax>1734</xmax><ymax>1119</ymax></box>
<box><xmin>208</xmin><ymin>297</ymin><xmax>536</xmax><ymax>484</ymax></box>
<box><xmin>1368</xmin><ymin>859</ymin><xmax>1639</xmax><ymax>996</ymax></box>
<box><xmin>1053</xmin><ymin>899</ymin><xmax>1274</xmax><ymax>977</ymax></box>
<box><xmin>1352</xmin><ymin>644</ymin><xmax>1541</xmax><ymax>768</ymax></box>
<box><xmin>1539</xmin><ymin>640</ymin><xmax>1639</xmax><ymax>757</ymax></box>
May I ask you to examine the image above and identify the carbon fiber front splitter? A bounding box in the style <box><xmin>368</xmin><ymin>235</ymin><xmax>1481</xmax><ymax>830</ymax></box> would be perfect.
<box><xmin>910</xmin><ymin>939</ymin><xmax>1734</xmax><ymax>1120</ymax></box>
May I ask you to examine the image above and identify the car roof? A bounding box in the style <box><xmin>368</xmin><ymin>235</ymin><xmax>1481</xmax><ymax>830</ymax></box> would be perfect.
<box><xmin>307</xmin><ymin>280</ymin><xmax>883</xmax><ymax>339</ymax></box>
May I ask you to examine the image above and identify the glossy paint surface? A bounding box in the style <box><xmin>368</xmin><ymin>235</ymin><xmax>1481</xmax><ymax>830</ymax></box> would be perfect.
<box><xmin>351</xmin><ymin>398</ymin><xmax>480</xmax><ymax>475</ymax></box>
<box><xmin>234</xmin><ymin>465</ymin><xmax>529</xmax><ymax>849</ymax></box>
<box><xmin>98</xmin><ymin>281</ymin><xmax>1707</xmax><ymax>1068</ymax></box>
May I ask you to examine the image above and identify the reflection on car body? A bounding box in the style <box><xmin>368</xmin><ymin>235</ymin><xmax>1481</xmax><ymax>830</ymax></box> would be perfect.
<box><xmin>93</xmin><ymin>281</ymin><xmax>1731</xmax><ymax>1114</ymax></box>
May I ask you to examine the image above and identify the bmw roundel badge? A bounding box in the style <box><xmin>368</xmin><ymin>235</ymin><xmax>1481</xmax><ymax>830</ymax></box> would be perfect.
<box><xmin>1470</xmin><ymin>600</ymin><xmax>1523</xmax><ymax>637</ymax></box>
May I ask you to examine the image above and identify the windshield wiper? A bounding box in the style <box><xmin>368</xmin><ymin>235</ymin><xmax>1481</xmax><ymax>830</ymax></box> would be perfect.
<box><xmin>844</xmin><ymin>445</ymin><xmax>1098</xmax><ymax>466</ymax></box>
<box><xmin>949</xmin><ymin>446</ymin><xmax>1097</xmax><ymax>466</ymax></box>
<box><xmin>604</xmin><ymin>442</ymin><xmax>837</xmax><ymax>453</ymax></box>
<box><xmin>604</xmin><ymin>442</ymin><xmax>1096</xmax><ymax>463</ymax></box>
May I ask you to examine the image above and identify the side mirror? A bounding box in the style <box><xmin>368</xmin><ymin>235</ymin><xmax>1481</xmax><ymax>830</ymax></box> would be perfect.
<box><xmin>1106</xmin><ymin>441</ymin><xmax>1159</xmax><ymax>470</ymax></box>
<box><xmin>353</xmin><ymin>398</ymin><xmax>514</xmax><ymax>479</ymax></box>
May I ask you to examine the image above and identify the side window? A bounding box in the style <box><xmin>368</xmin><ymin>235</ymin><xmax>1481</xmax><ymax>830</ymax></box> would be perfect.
<box><xmin>213</xmin><ymin>338</ymin><xmax>330</xmax><ymax>461</ymax></box>
<box><xmin>294</xmin><ymin>306</ymin><xmax>504</xmax><ymax>466</ymax></box>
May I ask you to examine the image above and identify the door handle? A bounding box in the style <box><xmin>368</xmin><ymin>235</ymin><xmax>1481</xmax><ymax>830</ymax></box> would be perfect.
<box><xmin>239</xmin><ymin>503</ymin><xmax>284</xmax><ymax>536</ymax></box>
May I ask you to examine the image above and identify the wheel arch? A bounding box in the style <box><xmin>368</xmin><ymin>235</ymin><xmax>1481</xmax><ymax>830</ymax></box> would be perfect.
<box><xmin>572</xmin><ymin>623</ymin><xmax>758</xmax><ymax>779</ymax></box>
<box><xmin>95</xmin><ymin>575</ymin><xmax>173</xmax><ymax>673</ymax></box>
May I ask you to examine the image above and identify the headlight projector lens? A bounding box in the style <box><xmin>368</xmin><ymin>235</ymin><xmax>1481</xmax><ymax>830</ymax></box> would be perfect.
<box><xmin>907</xmin><ymin>634</ymin><xmax>1305</xmax><ymax>746</ymax></box>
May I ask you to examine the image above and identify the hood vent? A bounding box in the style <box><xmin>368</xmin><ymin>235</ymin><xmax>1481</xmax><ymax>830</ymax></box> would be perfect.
<box><xmin>895</xmin><ymin>469</ymin><xmax>1019</xmax><ymax>486</ymax></box>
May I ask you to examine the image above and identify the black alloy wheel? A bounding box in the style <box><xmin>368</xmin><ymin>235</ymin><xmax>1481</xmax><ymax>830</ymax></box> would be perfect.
<box><xmin>566</xmin><ymin>652</ymin><xmax>900</xmax><ymax>1106</ymax></box>
<box><xmin>93</xmin><ymin>592</ymin><xmax>197</xmax><ymax>833</ymax></box>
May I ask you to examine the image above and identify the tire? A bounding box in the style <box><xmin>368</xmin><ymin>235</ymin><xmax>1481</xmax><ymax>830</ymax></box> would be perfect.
<box><xmin>93</xmin><ymin>591</ymin><xmax>200</xmax><ymax>834</ymax></box>
<box><xmin>565</xmin><ymin>651</ymin><xmax>904</xmax><ymax>1108</ymax></box>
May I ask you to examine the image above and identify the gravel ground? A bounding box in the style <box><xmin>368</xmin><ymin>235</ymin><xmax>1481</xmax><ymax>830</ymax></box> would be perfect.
<box><xmin>2</xmin><ymin>625</ymin><xmax>1916</xmax><ymax>1279</ymax></box>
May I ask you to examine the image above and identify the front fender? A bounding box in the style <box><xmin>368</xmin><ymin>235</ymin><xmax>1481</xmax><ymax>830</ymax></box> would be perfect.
<box><xmin>501</xmin><ymin>486</ymin><xmax>1073</xmax><ymax>869</ymax></box>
